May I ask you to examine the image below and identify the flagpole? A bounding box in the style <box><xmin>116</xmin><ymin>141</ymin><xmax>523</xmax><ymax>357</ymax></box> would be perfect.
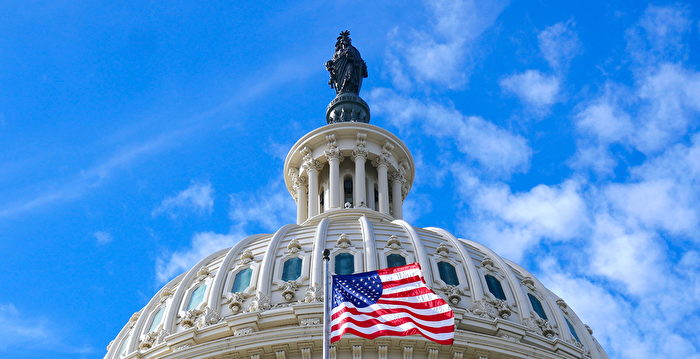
<box><xmin>322</xmin><ymin>249</ymin><xmax>331</xmax><ymax>359</ymax></box>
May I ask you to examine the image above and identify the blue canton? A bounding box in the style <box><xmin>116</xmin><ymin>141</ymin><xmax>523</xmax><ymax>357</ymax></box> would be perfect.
<box><xmin>332</xmin><ymin>271</ymin><xmax>383</xmax><ymax>309</ymax></box>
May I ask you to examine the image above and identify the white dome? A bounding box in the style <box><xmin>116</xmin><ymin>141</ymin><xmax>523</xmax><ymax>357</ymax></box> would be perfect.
<box><xmin>105</xmin><ymin>208</ymin><xmax>607</xmax><ymax>359</ymax></box>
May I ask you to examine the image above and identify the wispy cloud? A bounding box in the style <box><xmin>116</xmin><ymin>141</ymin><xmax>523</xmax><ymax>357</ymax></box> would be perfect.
<box><xmin>385</xmin><ymin>0</ymin><xmax>507</xmax><ymax>91</ymax></box>
<box><xmin>0</xmin><ymin>303</ymin><xmax>93</xmax><ymax>355</ymax></box>
<box><xmin>93</xmin><ymin>231</ymin><xmax>113</xmax><ymax>245</ymax></box>
<box><xmin>370</xmin><ymin>88</ymin><xmax>531</xmax><ymax>176</ymax></box>
<box><xmin>500</xmin><ymin>70</ymin><xmax>561</xmax><ymax>113</ymax></box>
<box><xmin>538</xmin><ymin>20</ymin><xmax>581</xmax><ymax>72</ymax></box>
<box><xmin>155</xmin><ymin>181</ymin><xmax>295</xmax><ymax>283</ymax></box>
<box><xmin>152</xmin><ymin>181</ymin><xmax>214</xmax><ymax>219</ymax></box>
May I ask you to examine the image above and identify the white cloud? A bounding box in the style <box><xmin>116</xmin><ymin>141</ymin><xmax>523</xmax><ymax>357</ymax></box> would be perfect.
<box><xmin>458</xmin><ymin>178</ymin><xmax>586</xmax><ymax>261</ymax></box>
<box><xmin>155</xmin><ymin>181</ymin><xmax>295</xmax><ymax>283</ymax></box>
<box><xmin>228</xmin><ymin>181</ymin><xmax>296</xmax><ymax>232</ymax></box>
<box><xmin>0</xmin><ymin>303</ymin><xmax>92</xmax><ymax>354</ymax></box>
<box><xmin>93</xmin><ymin>231</ymin><xmax>113</xmax><ymax>245</ymax></box>
<box><xmin>500</xmin><ymin>70</ymin><xmax>560</xmax><ymax>112</ymax></box>
<box><xmin>370</xmin><ymin>88</ymin><xmax>531</xmax><ymax>176</ymax></box>
<box><xmin>538</xmin><ymin>20</ymin><xmax>581</xmax><ymax>71</ymax></box>
<box><xmin>626</xmin><ymin>5</ymin><xmax>692</xmax><ymax>66</ymax></box>
<box><xmin>152</xmin><ymin>181</ymin><xmax>214</xmax><ymax>219</ymax></box>
<box><xmin>386</xmin><ymin>0</ymin><xmax>507</xmax><ymax>91</ymax></box>
<box><xmin>0</xmin><ymin>303</ymin><xmax>49</xmax><ymax>350</ymax></box>
<box><xmin>156</xmin><ymin>232</ymin><xmax>238</xmax><ymax>283</ymax></box>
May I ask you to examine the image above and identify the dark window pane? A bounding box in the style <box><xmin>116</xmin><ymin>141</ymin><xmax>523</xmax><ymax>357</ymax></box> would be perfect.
<box><xmin>437</xmin><ymin>261</ymin><xmax>459</xmax><ymax>286</ymax></box>
<box><xmin>232</xmin><ymin>268</ymin><xmax>252</xmax><ymax>293</ymax></box>
<box><xmin>565</xmin><ymin>317</ymin><xmax>581</xmax><ymax>343</ymax></box>
<box><xmin>282</xmin><ymin>257</ymin><xmax>302</xmax><ymax>281</ymax></box>
<box><xmin>485</xmin><ymin>274</ymin><xmax>507</xmax><ymax>300</ymax></box>
<box><xmin>528</xmin><ymin>293</ymin><xmax>548</xmax><ymax>320</ymax></box>
<box><xmin>386</xmin><ymin>254</ymin><xmax>406</xmax><ymax>268</ymax></box>
<box><xmin>335</xmin><ymin>253</ymin><xmax>355</xmax><ymax>275</ymax></box>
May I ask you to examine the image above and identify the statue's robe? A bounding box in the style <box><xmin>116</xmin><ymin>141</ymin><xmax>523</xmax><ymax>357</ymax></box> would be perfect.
<box><xmin>330</xmin><ymin>45</ymin><xmax>367</xmax><ymax>94</ymax></box>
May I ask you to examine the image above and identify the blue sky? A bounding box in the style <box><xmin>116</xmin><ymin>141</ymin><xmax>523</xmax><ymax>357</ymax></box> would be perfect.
<box><xmin>1</xmin><ymin>1</ymin><xmax>699</xmax><ymax>358</ymax></box>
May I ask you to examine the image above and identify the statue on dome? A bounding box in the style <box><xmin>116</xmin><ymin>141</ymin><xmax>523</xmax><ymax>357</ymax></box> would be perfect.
<box><xmin>326</xmin><ymin>30</ymin><xmax>368</xmax><ymax>95</ymax></box>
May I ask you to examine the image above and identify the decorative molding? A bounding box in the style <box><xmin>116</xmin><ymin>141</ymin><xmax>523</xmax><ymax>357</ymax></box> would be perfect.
<box><xmin>177</xmin><ymin>308</ymin><xmax>203</xmax><ymax>328</ymax></box>
<box><xmin>303</xmin><ymin>284</ymin><xmax>323</xmax><ymax>303</ymax></box>
<box><xmin>352</xmin><ymin>345</ymin><xmax>362</xmax><ymax>359</ymax></box>
<box><xmin>275</xmin><ymin>349</ymin><xmax>286</xmax><ymax>359</ymax></box>
<box><xmin>247</xmin><ymin>291</ymin><xmax>271</xmax><ymax>312</ymax></box>
<box><xmin>301</xmin><ymin>147</ymin><xmax>323</xmax><ymax>173</ymax></box>
<box><xmin>524</xmin><ymin>316</ymin><xmax>558</xmax><ymax>338</ymax></box>
<box><xmin>378</xmin><ymin>345</ymin><xmax>388</xmax><ymax>359</ymax></box>
<box><xmin>128</xmin><ymin>312</ymin><xmax>140</xmax><ymax>329</ymax></box>
<box><xmin>174</xmin><ymin>344</ymin><xmax>192</xmax><ymax>352</ymax></box>
<box><xmin>452</xmin><ymin>352</ymin><xmax>464</xmax><ymax>359</ymax></box>
<box><xmin>336</xmin><ymin>233</ymin><xmax>352</xmax><ymax>249</ymax></box>
<box><xmin>238</xmin><ymin>250</ymin><xmax>254</xmax><ymax>265</ymax></box>
<box><xmin>435</xmin><ymin>242</ymin><xmax>450</xmax><ymax>257</ymax></box>
<box><xmin>428</xmin><ymin>348</ymin><xmax>438</xmax><ymax>359</ymax></box>
<box><xmin>352</xmin><ymin>133</ymin><xmax>368</xmax><ymax>160</ymax></box>
<box><xmin>301</xmin><ymin>347</ymin><xmax>312</xmax><ymax>359</ymax></box>
<box><xmin>223</xmin><ymin>292</ymin><xmax>246</xmax><ymax>314</ymax></box>
<box><xmin>299</xmin><ymin>317</ymin><xmax>321</xmax><ymax>326</ymax></box>
<box><xmin>442</xmin><ymin>285</ymin><xmax>462</xmax><ymax>305</ymax></box>
<box><xmin>521</xmin><ymin>276</ymin><xmax>536</xmax><ymax>291</ymax></box>
<box><xmin>234</xmin><ymin>327</ymin><xmax>255</xmax><ymax>336</ymax></box>
<box><xmin>280</xmin><ymin>281</ymin><xmax>299</xmax><ymax>302</ymax></box>
<box><xmin>386</xmin><ymin>235</ymin><xmax>401</xmax><ymax>250</ymax></box>
<box><xmin>403</xmin><ymin>346</ymin><xmax>413</xmax><ymax>359</ymax></box>
<box><xmin>325</xmin><ymin>134</ymin><xmax>342</xmax><ymax>161</ymax></box>
<box><xmin>480</xmin><ymin>257</ymin><xmax>497</xmax><ymax>272</ymax></box>
<box><xmin>287</xmin><ymin>238</ymin><xmax>302</xmax><ymax>254</ymax></box>
<box><xmin>467</xmin><ymin>298</ymin><xmax>512</xmax><ymax>319</ymax></box>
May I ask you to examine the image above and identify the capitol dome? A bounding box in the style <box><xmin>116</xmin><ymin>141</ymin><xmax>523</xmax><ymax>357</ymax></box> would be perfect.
<box><xmin>105</xmin><ymin>32</ymin><xmax>608</xmax><ymax>359</ymax></box>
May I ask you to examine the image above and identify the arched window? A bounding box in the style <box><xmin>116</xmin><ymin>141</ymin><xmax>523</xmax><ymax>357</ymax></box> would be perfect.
<box><xmin>282</xmin><ymin>257</ymin><xmax>302</xmax><ymax>281</ymax></box>
<box><xmin>484</xmin><ymin>274</ymin><xmax>507</xmax><ymax>301</ymax></box>
<box><xmin>437</xmin><ymin>261</ymin><xmax>459</xmax><ymax>286</ymax></box>
<box><xmin>344</xmin><ymin>176</ymin><xmax>353</xmax><ymax>207</ymax></box>
<box><xmin>186</xmin><ymin>284</ymin><xmax>206</xmax><ymax>311</ymax></box>
<box><xmin>565</xmin><ymin>317</ymin><xmax>581</xmax><ymax>343</ymax></box>
<box><xmin>232</xmin><ymin>268</ymin><xmax>252</xmax><ymax>293</ymax></box>
<box><xmin>147</xmin><ymin>306</ymin><xmax>165</xmax><ymax>333</ymax></box>
<box><xmin>335</xmin><ymin>253</ymin><xmax>354</xmax><ymax>275</ymax></box>
<box><xmin>386</xmin><ymin>254</ymin><xmax>406</xmax><ymax>268</ymax></box>
<box><xmin>528</xmin><ymin>293</ymin><xmax>548</xmax><ymax>320</ymax></box>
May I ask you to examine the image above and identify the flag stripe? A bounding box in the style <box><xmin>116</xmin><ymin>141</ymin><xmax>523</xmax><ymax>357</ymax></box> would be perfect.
<box><xmin>331</xmin><ymin>312</ymin><xmax>455</xmax><ymax>332</ymax></box>
<box><xmin>331</xmin><ymin>262</ymin><xmax>455</xmax><ymax>345</ymax></box>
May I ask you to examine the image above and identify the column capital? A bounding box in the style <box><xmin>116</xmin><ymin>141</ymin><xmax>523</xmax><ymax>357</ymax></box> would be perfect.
<box><xmin>372</xmin><ymin>141</ymin><xmax>394</xmax><ymax>168</ymax></box>
<box><xmin>352</xmin><ymin>133</ymin><xmax>368</xmax><ymax>160</ymax></box>
<box><xmin>324</xmin><ymin>133</ymin><xmax>343</xmax><ymax>161</ymax></box>
<box><xmin>300</xmin><ymin>146</ymin><xmax>323</xmax><ymax>173</ymax></box>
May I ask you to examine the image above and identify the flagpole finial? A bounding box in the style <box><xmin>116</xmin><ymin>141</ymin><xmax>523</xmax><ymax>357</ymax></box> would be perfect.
<box><xmin>323</xmin><ymin>249</ymin><xmax>330</xmax><ymax>260</ymax></box>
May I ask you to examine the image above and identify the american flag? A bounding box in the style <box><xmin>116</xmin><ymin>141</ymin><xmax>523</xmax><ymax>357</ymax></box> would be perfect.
<box><xmin>330</xmin><ymin>263</ymin><xmax>455</xmax><ymax>345</ymax></box>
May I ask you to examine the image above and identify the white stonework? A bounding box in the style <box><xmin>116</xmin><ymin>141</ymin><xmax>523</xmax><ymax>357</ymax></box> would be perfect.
<box><xmin>106</xmin><ymin>121</ymin><xmax>608</xmax><ymax>359</ymax></box>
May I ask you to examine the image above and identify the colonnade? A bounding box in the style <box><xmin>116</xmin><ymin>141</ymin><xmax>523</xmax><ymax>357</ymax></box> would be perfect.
<box><xmin>290</xmin><ymin>134</ymin><xmax>407</xmax><ymax>223</ymax></box>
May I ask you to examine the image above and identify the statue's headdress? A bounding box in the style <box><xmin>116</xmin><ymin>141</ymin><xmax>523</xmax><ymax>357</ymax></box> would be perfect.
<box><xmin>335</xmin><ymin>30</ymin><xmax>352</xmax><ymax>49</ymax></box>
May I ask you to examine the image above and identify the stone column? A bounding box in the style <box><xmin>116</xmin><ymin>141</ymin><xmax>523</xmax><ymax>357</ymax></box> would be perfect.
<box><xmin>301</xmin><ymin>147</ymin><xmax>322</xmax><ymax>217</ymax></box>
<box><xmin>352</xmin><ymin>133</ymin><xmax>368</xmax><ymax>208</ymax></box>
<box><xmin>325</xmin><ymin>134</ymin><xmax>342</xmax><ymax>209</ymax></box>
<box><xmin>373</xmin><ymin>142</ymin><xmax>394</xmax><ymax>215</ymax></box>
<box><xmin>367</xmin><ymin>176</ymin><xmax>376</xmax><ymax>210</ymax></box>
<box><xmin>391</xmin><ymin>171</ymin><xmax>404</xmax><ymax>219</ymax></box>
<box><xmin>289</xmin><ymin>168</ymin><xmax>308</xmax><ymax>224</ymax></box>
<box><xmin>374</xmin><ymin>158</ymin><xmax>390</xmax><ymax>215</ymax></box>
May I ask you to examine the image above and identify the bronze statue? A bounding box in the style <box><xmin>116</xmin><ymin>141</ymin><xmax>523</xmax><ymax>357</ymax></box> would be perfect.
<box><xmin>326</xmin><ymin>31</ymin><xmax>368</xmax><ymax>95</ymax></box>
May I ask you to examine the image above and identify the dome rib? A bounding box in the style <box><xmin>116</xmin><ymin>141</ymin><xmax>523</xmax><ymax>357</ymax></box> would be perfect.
<box><xmin>358</xmin><ymin>215</ymin><xmax>377</xmax><ymax>271</ymax></box>
<box><xmin>257</xmin><ymin>224</ymin><xmax>298</xmax><ymax>295</ymax></box>
<box><xmin>310</xmin><ymin>218</ymin><xmax>330</xmax><ymax>287</ymax></box>
<box><xmin>208</xmin><ymin>233</ymin><xmax>268</xmax><ymax>311</ymax></box>
<box><xmin>391</xmin><ymin>219</ymin><xmax>433</xmax><ymax>285</ymax></box>
<box><xmin>163</xmin><ymin>249</ymin><xmax>227</xmax><ymax>334</ymax></box>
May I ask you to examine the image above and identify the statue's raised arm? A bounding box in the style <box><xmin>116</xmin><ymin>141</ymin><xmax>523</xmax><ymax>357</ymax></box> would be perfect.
<box><xmin>326</xmin><ymin>30</ymin><xmax>368</xmax><ymax>95</ymax></box>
